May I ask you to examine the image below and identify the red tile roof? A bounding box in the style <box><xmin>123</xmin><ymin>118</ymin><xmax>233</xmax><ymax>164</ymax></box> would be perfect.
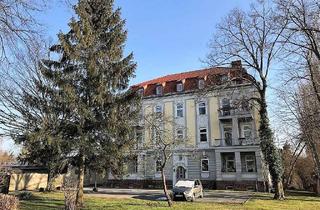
<box><xmin>133</xmin><ymin>67</ymin><xmax>227</xmax><ymax>88</ymax></box>
<box><xmin>132</xmin><ymin>61</ymin><xmax>247</xmax><ymax>97</ymax></box>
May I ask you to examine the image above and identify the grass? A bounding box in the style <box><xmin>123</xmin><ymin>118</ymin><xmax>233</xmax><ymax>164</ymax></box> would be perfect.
<box><xmin>18</xmin><ymin>191</ymin><xmax>320</xmax><ymax>210</ymax></box>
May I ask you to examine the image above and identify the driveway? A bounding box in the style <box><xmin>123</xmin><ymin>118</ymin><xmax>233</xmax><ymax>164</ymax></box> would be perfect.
<box><xmin>84</xmin><ymin>188</ymin><xmax>253</xmax><ymax>204</ymax></box>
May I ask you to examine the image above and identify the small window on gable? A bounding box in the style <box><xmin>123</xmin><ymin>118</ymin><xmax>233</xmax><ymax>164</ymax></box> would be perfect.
<box><xmin>198</xmin><ymin>102</ymin><xmax>206</xmax><ymax>115</ymax></box>
<box><xmin>200</xmin><ymin>128</ymin><xmax>207</xmax><ymax>142</ymax></box>
<box><xmin>198</xmin><ymin>79</ymin><xmax>205</xmax><ymax>89</ymax></box>
<box><xmin>201</xmin><ymin>159</ymin><xmax>209</xmax><ymax>172</ymax></box>
<box><xmin>176</xmin><ymin>83</ymin><xmax>183</xmax><ymax>92</ymax></box>
<box><xmin>176</xmin><ymin>103</ymin><xmax>183</xmax><ymax>118</ymax></box>
<box><xmin>156</xmin><ymin>85</ymin><xmax>163</xmax><ymax>95</ymax></box>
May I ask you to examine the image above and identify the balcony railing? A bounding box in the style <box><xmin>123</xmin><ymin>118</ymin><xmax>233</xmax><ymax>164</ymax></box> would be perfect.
<box><xmin>210</xmin><ymin>138</ymin><xmax>259</xmax><ymax>147</ymax></box>
<box><xmin>218</xmin><ymin>106</ymin><xmax>252</xmax><ymax>117</ymax></box>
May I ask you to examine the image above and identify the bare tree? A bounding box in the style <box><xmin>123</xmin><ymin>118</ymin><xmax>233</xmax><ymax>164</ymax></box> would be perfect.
<box><xmin>143</xmin><ymin>109</ymin><xmax>192</xmax><ymax>207</ymax></box>
<box><xmin>0</xmin><ymin>0</ymin><xmax>49</xmax><ymax>65</ymax></box>
<box><xmin>297</xmin><ymin>83</ymin><xmax>320</xmax><ymax>194</ymax></box>
<box><xmin>206</xmin><ymin>0</ymin><xmax>287</xmax><ymax>199</ymax></box>
<box><xmin>276</xmin><ymin>0</ymin><xmax>320</xmax><ymax>103</ymax></box>
<box><xmin>273</xmin><ymin>0</ymin><xmax>320</xmax><ymax>193</ymax></box>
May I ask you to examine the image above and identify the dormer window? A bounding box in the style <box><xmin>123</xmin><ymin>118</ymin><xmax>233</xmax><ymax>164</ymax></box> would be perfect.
<box><xmin>221</xmin><ymin>75</ymin><xmax>228</xmax><ymax>82</ymax></box>
<box><xmin>137</xmin><ymin>88</ymin><xmax>144</xmax><ymax>96</ymax></box>
<box><xmin>176</xmin><ymin>83</ymin><xmax>183</xmax><ymax>92</ymax></box>
<box><xmin>198</xmin><ymin>79</ymin><xmax>205</xmax><ymax>89</ymax></box>
<box><xmin>156</xmin><ymin>85</ymin><xmax>163</xmax><ymax>95</ymax></box>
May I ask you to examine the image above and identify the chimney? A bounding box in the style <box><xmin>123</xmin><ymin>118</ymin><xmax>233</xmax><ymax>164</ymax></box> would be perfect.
<box><xmin>231</xmin><ymin>60</ymin><xmax>242</xmax><ymax>69</ymax></box>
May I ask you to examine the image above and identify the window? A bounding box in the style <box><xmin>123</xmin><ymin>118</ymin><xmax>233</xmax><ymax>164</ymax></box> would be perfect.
<box><xmin>176</xmin><ymin>103</ymin><xmax>183</xmax><ymax>117</ymax></box>
<box><xmin>198</xmin><ymin>79</ymin><xmax>205</xmax><ymax>89</ymax></box>
<box><xmin>128</xmin><ymin>156</ymin><xmax>138</xmax><ymax>174</ymax></box>
<box><xmin>176</xmin><ymin>83</ymin><xmax>183</xmax><ymax>92</ymax></box>
<box><xmin>178</xmin><ymin>155</ymin><xmax>183</xmax><ymax>161</ymax></box>
<box><xmin>156</xmin><ymin>85</ymin><xmax>163</xmax><ymax>95</ymax></box>
<box><xmin>136</xmin><ymin>128</ymin><xmax>143</xmax><ymax>144</ymax></box>
<box><xmin>221</xmin><ymin>98</ymin><xmax>231</xmax><ymax>116</ymax></box>
<box><xmin>201</xmin><ymin>159</ymin><xmax>209</xmax><ymax>172</ymax></box>
<box><xmin>176</xmin><ymin>129</ymin><xmax>184</xmax><ymax>140</ymax></box>
<box><xmin>199</xmin><ymin>128</ymin><xmax>207</xmax><ymax>142</ymax></box>
<box><xmin>222</xmin><ymin>98</ymin><xmax>230</xmax><ymax>108</ymax></box>
<box><xmin>221</xmin><ymin>153</ymin><xmax>236</xmax><ymax>172</ymax></box>
<box><xmin>156</xmin><ymin>159</ymin><xmax>162</xmax><ymax>172</ymax></box>
<box><xmin>241</xmin><ymin>152</ymin><xmax>256</xmax><ymax>172</ymax></box>
<box><xmin>221</xmin><ymin>75</ymin><xmax>228</xmax><ymax>82</ymax></box>
<box><xmin>223</xmin><ymin>126</ymin><xmax>232</xmax><ymax>146</ymax></box>
<box><xmin>155</xmin><ymin>105</ymin><xmax>162</xmax><ymax>114</ymax></box>
<box><xmin>198</xmin><ymin>102</ymin><xmax>206</xmax><ymax>115</ymax></box>
<box><xmin>242</xmin><ymin>124</ymin><xmax>252</xmax><ymax>139</ymax></box>
<box><xmin>137</xmin><ymin>88</ymin><xmax>144</xmax><ymax>96</ymax></box>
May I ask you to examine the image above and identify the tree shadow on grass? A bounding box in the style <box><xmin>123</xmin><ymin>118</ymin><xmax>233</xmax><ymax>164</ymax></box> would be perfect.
<box><xmin>250</xmin><ymin>191</ymin><xmax>320</xmax><ymax>203</ymax></box>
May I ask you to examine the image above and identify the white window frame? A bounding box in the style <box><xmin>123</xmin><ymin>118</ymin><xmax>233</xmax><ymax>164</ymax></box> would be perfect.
<box><xmin>241</xmin><ymin>124</ymin><xmax>252</xmax><ymax>139</ymax></box>
<box><xmin>156</xmin><ymin>85</ymin><xmax>163</xmax><ymax>95</ymax></box>
<box><xmin>198</xmin><ymin>101</ymin><xmax>207</xmax><ymax>115</ymax></box>
<box><xmin>199</xmin><ymin>127</ymin><xmax>208</xmax><ymax>142</ymax></box>
<box><xmin>155</xmin><ymin>159</ymin><xmax>162</xmax><ymax>172</ymax></box>
<box><xmin>223</xmin><ymin>125</ymin><xmax>233</xmax><ymax>146</ymax></box>
<box><xmin>244</xmin><ymin>154</ymin><xmax>256</xmax><ymax>172</ymax></box>
<box><xmin>136</xmin><ymin>128</ymin><xmax>144</xmax><ymax>144</ymax></box>
<box><xmin>155</xmin><ymin>105</ymin><xmax>163</xmax><ymax>114</ymax></box>
<box><xmin>137</xmin><ymin>88</ymin><xmax>144</xmax><ymax>96</ymax></box>
<box><xmin>176</xmin><ymin>102</ymin><xmax>184</xmax><ymax>118</ymax></box>
<box><xmin>201</xmin><ymin>159</ymin><xmax>209</xmax><ymax>172</ymax></box>
<box><xmin>226</xmin><ymin>155</ymin><xmax>235</xmax><ymax>172</ymax></box>
<box><xmin>176</xmin><ymin>83</ymin><xmax>183</xmax><ymax>92</ymax></box>
<box><xmin>176</xmin><ymin>128</ymin><xmax>184</xmax><ymax>140</ymax></box>
<box><xmin>198</xmin><ymin>79</ymin><xmax>205</xmax><ymax>89</ymax></box>
<box><xmin>221</xmin><ymin>75</ymin><xmax>228</xmax><ymax>82</ymax></box>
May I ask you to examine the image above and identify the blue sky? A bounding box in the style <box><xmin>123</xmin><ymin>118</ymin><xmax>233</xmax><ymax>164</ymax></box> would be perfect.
<box><xmin>39</xmin><ymin>0</ymin><xmax>251</xmax><ymax>85</ymax></box>
<box><xmin>3</xmin><ymin>0</ymin><xmax>254</xmax><ymax>152</ymax></box>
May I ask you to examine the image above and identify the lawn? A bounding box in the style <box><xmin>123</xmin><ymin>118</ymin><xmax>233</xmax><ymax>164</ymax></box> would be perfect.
<box><xmin>19</xmin><ymin>191</ymin><xmax>320</xmax><ymax>210</ymax></box>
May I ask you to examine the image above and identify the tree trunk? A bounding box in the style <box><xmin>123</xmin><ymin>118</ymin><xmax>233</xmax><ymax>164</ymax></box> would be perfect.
<box><xmin>46</xmin><ymin>169</ymin><xmax>54</xmax><ymax>192</ymax></box>
<box><xmin>76</xmin><ymin>154</ymin><xmax>85</xmax><ymax>207</ymax></box>
<box><xmin>316</xmin><ymin>177</ymin><xmax>320</xmax><ymax>196</ymax></box>
<box><xmin>161</xmin><ymin>169</ymin><xmax>173</xmax><ymax>207</ymax></box>
<box><xmin>274</xmin><ymin>181</ymin><xmax>285</xmax><ymax>200</ymax></box>
<box><xmin>259</xmin><ymin>90</ymin><xmax>285</xmax><ymax>200</ymax></box>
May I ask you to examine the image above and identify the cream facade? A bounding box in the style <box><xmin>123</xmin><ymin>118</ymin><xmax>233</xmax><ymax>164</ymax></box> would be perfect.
<box><xmin>106</xmin><ymin>64</ymin><xmax>270</xmax><ymax>191</ymax></box>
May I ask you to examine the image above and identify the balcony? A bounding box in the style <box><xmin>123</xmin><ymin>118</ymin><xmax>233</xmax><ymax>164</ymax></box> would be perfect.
<box><xmin>210</xmin><ymin>138</ymin><xmax>259</xmax><ymax>147</ymax></box>
<box><xmin>218</xmin><ymin>106</ymin><xmax>252</xmax><ymax>118</ymax></box>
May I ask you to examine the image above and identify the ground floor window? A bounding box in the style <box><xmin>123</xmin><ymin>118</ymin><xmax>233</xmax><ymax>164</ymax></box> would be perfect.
<box><xmin>156</xmin><ymin>159</ymin><xmax>162</xmax><ymax>172</ymax></box>
<box><xmin>221</xmin><ymin>153</ymin><xmax>236</xmax><ymax>172</ymax></box>
<box><xmin>241</xmin><ymin>152</ymin><xmax>256</xmax><ymax>172</ymax></box>
<box><xmin>127</xmin><ymin>156</ymin><xmax>138</xmax><ymax>174</ymax></box>
<box><xmin>201</xmin><ymin>159</ymin><xmax>209</xmax><ymax>172</ymax></box>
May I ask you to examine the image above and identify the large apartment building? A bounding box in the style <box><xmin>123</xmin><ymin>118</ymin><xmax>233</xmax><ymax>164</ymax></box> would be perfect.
<box><xmin>91</xmin><ymin>61</ymin><xmax>270</xmax><ymax>191</ymax></box>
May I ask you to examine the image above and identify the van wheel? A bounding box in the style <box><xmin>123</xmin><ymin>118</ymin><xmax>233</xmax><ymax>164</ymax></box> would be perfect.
<box><xmin>191</xmin><ymin>194</ymin><xmax>195</xmax><ymax>202</ymax></box>
<box><xmin>199</xmin><ymin>191</ymin><xmax>204</xmax><ymax>198</ymax></box>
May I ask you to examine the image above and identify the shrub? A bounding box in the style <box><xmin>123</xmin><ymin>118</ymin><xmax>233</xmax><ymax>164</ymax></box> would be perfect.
<box><xmin>17</xmin><ymin>191</ymin><xmax>33</xmax><ymax>200</ymax></box>
<box><xmin>0</xmin><ymin>171</ymin><xmax>10</xmax><ymax>194</ymax></box>
<box><xmin>0</xmin><ymin>194</ymin><xmax>19</xmax><ymax>210</ymax></box>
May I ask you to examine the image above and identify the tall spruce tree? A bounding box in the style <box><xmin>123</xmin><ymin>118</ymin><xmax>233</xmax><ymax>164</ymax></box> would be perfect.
<box><xmin>40</xmin><ymin>0</ymin><xmax>138</xmax><ymax>206</ymax></box>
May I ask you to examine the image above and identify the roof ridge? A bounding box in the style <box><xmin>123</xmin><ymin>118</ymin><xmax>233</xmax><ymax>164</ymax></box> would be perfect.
<box><xmin>133</xmin><ymin>66</ymin><xmax>230</xmax><ymax>87</ymax></box>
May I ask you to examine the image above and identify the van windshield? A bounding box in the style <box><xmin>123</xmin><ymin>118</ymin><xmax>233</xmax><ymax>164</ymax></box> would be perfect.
<box><xmin>175</xmin><ymin>180</ymin><xmax>194</xmax><ymax>188</ymax></box>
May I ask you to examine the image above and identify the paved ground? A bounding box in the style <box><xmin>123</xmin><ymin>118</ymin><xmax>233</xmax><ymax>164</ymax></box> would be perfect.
<box><xmin>84</xmin><ymin>188</ymin><xmax>253</xmax><ymax>204</ymax></box>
